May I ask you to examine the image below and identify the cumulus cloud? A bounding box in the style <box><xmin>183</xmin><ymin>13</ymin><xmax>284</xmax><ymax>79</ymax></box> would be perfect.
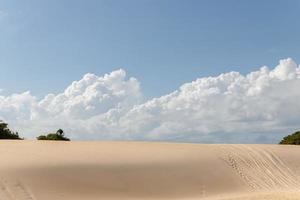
<box><xmin>1</xmin><ymin>58</ymin><xmax>300</xmax><ymax>143</ymax></box>
<box><xmin>120</xmin><ymin>58</ymin><xmax>300</xmax><ymax>143</ymax></box>
<box><xmin>0</xmin><ymin>69</ymin><xmax>141</xmax><ymax>139</ymax></box>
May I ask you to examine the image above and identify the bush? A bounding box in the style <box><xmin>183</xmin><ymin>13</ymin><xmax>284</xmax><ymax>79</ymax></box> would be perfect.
<box><xmin>37</xmin><ymin>129</ymin><xmax>70</xmax><ymax>141</ymax></box>
<box><xmin>279</xmin><ymin>131</ymin><xmax>300</xmax><ymax>145</ymax></box>
<box><xmin>36</xmin><ymin>135</ymin><xmax>47</xmax><ymax>140</ymax></box>
<box><xmin>0</xmin><ymin>121</ymin><xmax>22</xmax><ymax>140</ymax></box>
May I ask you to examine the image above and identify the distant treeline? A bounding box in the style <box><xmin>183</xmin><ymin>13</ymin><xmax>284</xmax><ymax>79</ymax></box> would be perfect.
<box><xmin>0</xmin><ymin>120</ymin><xmax>70</xmax><ymax>141</ymax></box>
<box><xmin>1</xmin><ymin>120</ymin><xmax>299</xmax><ymax>144</ymax></box>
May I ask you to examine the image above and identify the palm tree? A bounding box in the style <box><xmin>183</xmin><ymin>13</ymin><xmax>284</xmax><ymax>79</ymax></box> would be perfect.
<box><xmin>56</xmin><ymin>129</ymin><xmax>64</xmax><ymax>136</ymax></box>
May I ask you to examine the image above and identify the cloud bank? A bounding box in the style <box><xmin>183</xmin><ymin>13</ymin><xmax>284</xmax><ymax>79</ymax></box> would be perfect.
<box><xmin>1</xmin><ymin>58</ymin><xmax>300</xmax><ymax>143</ymax></box>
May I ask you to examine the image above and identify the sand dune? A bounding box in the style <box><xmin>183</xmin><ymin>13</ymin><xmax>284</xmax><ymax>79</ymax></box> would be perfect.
<box><xmin>0</xmin><ymin>141</ymin><xmax>300</xmax><ymax>200</ymax></box>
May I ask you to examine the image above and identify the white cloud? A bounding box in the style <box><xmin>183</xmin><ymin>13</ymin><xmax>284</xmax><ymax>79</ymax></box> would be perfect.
<box><xmin>1</xmin><ymin>59</ymin><xmax>300</xmax><ymax>143</ymax></box>
<box><xmin>36</xmin><ymin>69</ymin><xmax>141</xmax><ymax>119</ymax></box>
<box><xmin>0</xmin><ymin>69</ymin><xmax>141</xmax><ymax>139</ymax></box>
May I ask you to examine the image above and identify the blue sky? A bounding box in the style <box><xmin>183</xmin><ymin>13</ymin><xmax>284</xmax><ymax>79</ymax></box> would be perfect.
<box><xmin>0</xmin><ymin>1</ymin><xmax>300</xmax><ymax>142</ymax></box>
<box><xmin>0</xmin><ymin>0</ymin><xmax>299</xmax><ymax>99</ymax></box>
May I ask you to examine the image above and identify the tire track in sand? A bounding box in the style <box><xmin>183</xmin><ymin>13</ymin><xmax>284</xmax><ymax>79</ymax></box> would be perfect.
<box><xmin>220</xmin><ymin>145</ymin><xmax>300</xmax><ymax>191</ymax></box>
<box><xmin>0</xmin><ymin>179</ymin><xmax>14</xmax><ymax>200</ymax></box>
<box><xmin>0</xmin><ymin>178</ymin><xmax>35</xmax><ymax>200</ymax></box>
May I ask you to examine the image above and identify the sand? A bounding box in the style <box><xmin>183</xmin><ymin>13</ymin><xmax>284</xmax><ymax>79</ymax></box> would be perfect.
<box><xmin>0</xmin><ymin>141</ymin><xmax>300</xmax><ymax>200</ymax></box>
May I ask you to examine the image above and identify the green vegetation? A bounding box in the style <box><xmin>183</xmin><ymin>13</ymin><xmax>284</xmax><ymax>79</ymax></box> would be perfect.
<box><xmin>279</xmin><ymin>131</ymin><xmax>300</xmax><ymax>145</ymax></box>
<box><xmin>0</xmin><ymin>120</ymin><xmax>22</xmax><ymax>139</ymax></box>
<box><xmin>0</xmin><ymin>121</ymin><xmax>70</xmax><ymax>141</ymax></box>
<box><xmin>37</xmin><ymin>129</ymin><xmax>70</xmax><ymax>141</ymax></box>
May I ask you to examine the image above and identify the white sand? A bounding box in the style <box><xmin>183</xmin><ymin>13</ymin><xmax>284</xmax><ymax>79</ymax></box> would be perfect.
<box><xmin>0</xmin><ymin>141</ymin><xmax>300</xmax><ymax>199</ymax></box>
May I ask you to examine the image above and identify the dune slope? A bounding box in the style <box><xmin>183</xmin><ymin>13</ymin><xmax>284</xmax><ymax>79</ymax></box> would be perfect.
<box><xmin>0</xmin><ymin>141</ymin><xmax>300</xmax><ymax>200</ymax></box>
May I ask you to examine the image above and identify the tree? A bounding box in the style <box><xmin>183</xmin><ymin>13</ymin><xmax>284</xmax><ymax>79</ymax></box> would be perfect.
<box><xmin>56</xmin><ymin>129</ymin><xmax>64</xmax><ymax>136</ymax></box>
<box><xmin>37</xmin><ymin>129</ymin><xmax>70</xmax><ymax>141</ymax></box>
<box><xmin>279</xmin><ymin>131</ymin><xmax>300</xmax><ymax>145</ymax></box>
<box><xmin>0</xmin><ymin>120</ymin><xmax>22</xmax><ymax>139</ymax></box>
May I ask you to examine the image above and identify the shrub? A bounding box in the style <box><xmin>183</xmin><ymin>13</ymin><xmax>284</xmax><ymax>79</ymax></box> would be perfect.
<box><xmin>0</xmin><ymin>120</ymin><xmax>22</xmax><ymax>139</ymax></box>
<box><xmin>36</xmin><ymin>135</ymin><xmax>47</xmax><ymax>140</ymax></box>
<box><xmin>37</xmin><ymin>129</ymin><xmax>70</xmax><ymax>141</ymax></box>
<box><xmin>279</xmin><ymin>131</ymin><xmax>300</xmax><ymax>145</ymax></box>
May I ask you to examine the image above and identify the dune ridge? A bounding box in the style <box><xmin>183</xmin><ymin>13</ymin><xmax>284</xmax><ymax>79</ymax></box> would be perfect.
<box><xmin>0</xmin><ymin>141</ymin><xmax>300</xmax><ymax>200</ymax></box>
